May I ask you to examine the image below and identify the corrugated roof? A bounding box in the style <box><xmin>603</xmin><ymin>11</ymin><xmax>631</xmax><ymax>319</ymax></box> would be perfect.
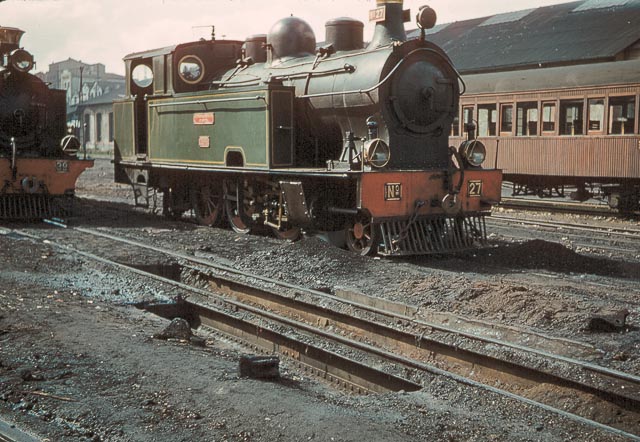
<box><xmin>76</xmin><ymin>87</ymin><xmax>125</xmax><ymax>108</ymax></box>
<box><xmin>462</xmin><ymin>59</ymin><xmax>640</xmax><ymax>94</ymax></box>
<box><xmin>409</xmin><ymin>0</ymin><xmax>640</xmax><ymax>73</ymax></box>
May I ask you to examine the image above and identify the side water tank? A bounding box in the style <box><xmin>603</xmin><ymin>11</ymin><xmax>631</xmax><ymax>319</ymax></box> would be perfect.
<box><xmin>325</xmin><ymin>17</ymin><xmax>363</xmax><ymax>52</ymax></box>
<box><xmin>243</xmin><ymin>34</ymin><xmax>267</xmax><ymax>63</ymax></box>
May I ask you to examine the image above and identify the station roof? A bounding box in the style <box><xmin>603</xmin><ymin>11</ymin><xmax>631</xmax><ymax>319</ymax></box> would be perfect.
<box><xmin>409</xmin><ymin>0</ymin><xmax>640</xmax><ymax>73</ymax></box>
<box><xmin>462</xmin><ymin>58</ymin><xmax>640</xmax><ymax>95</ymax></box>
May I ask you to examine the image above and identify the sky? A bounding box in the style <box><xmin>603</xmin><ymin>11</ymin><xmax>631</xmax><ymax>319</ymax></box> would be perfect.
<box><xmin>1</xmin><ymin>0</ymin><xmax>567</xmax><ymax>75</ymax></box>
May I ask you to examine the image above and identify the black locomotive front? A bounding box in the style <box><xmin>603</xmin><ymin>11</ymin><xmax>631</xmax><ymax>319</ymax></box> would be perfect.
<box><xmin>0</xmin><ymin>27</ymin><xmax>93</xmax><ymax>220</ymax></box>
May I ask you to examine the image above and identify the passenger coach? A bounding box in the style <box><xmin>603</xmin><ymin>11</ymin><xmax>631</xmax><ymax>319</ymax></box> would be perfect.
<box><xmin>450</xmin><ymin>60</ymin><xmax>640</xmax><ymax>213</ymax></box>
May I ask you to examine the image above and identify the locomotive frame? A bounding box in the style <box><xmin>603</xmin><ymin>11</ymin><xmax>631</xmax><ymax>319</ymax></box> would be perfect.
<box><xmin>114</xmin><ymin>1</ymin><xmax>502</xmax><ymax>256</ymax></box>
<box><xmin>450</xmin><ymin>59</ymin><xmax>640</xmax><ymax>213</ymax></box>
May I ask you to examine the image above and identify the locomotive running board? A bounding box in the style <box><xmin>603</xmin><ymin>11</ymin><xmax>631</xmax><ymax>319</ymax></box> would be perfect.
<box><xmin>377</xmin><ymin>214</ymin><xmax>488</xmax><ymax>256</ymax></box>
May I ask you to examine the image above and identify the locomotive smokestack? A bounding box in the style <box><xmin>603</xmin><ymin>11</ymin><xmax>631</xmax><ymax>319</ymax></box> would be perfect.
<box><xmin>367</xmin><ymin>0</ymin><xmax>407</xmax><ymax>49</ymax></box>
<box><xmin>0</xmin><ymin>27</ymin><xmax>25</xmax><ymax>57</ymax></box>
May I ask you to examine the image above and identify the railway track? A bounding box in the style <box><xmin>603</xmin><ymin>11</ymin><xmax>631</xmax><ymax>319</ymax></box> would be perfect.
<box><xmin>0</xmin><ymin>419</ymin><xmax>40</xmax><ymax>442</ymax></box>
<box><xmin>498</xmin><ymin>196</ymin><xmax>621</xmax><ymax>216</ymax></box>
<box><xmin>3</xmin><ymin>224</ymin><xmax>639</xmax><ymax>439</ymax></box>
<box><xmin>487</xmin><ymin>213</ymin><xmax>640</xmax><ymax>259</ymax></box>
<box><xmin>491</xmin><ymin>214</ymin><xmax>640</xmax><ymax>237</ymax></box>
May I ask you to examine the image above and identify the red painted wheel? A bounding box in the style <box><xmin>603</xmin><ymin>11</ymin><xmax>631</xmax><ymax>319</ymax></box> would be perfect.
<box><xmin>223</xmin><ymin>179</ymin><xmax>253</xmax><ymax>234</ymax></box>
<box><xmin>346</xmin><ymin>214</ymin><xmax>378</xmax><ymax>256</ymax></box>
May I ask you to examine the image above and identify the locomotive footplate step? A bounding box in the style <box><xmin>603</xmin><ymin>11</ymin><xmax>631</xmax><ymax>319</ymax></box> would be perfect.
<box><xmin>279</xmin><ymin>181</ymin><xmax>311</xmax><ymax>225</ymax></box>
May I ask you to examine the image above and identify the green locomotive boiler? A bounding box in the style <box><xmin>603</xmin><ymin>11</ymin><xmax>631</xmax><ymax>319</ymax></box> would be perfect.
<box><xmin>114</xmin><ymin>1</ymin><xmax>502</xmax><ymax>256</ymax></box>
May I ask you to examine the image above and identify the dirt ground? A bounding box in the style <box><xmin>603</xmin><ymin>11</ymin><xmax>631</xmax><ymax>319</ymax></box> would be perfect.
<box><xmin>0</xmin><ymin>158</ymin><xmax>638</xmax><ymax>441</ymax></box>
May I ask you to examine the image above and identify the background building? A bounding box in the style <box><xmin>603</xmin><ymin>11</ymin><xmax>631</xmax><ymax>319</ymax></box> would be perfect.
<box><xmin>37</xmin><ymin>58</ymin><xmax>125</xmax><ymax>152</ymax></box>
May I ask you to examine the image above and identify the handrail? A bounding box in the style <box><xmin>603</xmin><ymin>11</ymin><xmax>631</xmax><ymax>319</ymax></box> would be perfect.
<box><xmin>149</xmin><ymin>95</ymin><xmax>266</xmax><ymax>109</ymax></box>
<box><xmin>297</xmin><ymin>48</ymin><xmax>465</xmax><ymax>99</ymax></box>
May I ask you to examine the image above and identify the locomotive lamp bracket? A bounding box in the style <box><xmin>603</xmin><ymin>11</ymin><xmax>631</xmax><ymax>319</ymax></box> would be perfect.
<box><xmin>316</xmin><ymin>45</ymin><xmax>335</xmax><ymax>58</ymax></box>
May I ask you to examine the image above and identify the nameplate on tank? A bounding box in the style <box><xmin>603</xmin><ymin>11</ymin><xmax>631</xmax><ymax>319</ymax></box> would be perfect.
<box><xmin>369</xmin><ymin>7</ymin><xmax>386</xmax><ymax>23</ymax></box>
<box><xmin>193</xmin><ymin>112</ymin><xmax>215</xmax><ymax>126</ymax></box>
<box><xmin>384</xmin><ymin>183</ymin><xmax>402</xmax><ymax>201</ymax></box>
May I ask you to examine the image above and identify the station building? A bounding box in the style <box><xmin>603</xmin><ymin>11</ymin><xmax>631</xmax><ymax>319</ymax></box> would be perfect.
<box><xmin>37</xmin><ymin>58</ymin><xmax>125</xmax><ymax>152</ymax></box>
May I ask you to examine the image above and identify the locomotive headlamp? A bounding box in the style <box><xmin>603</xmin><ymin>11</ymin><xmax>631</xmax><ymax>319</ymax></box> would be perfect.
<box><xmin>416</xmin><ymin>6</ymin><xmax>437</xmax><ymax>30</ymax></box>
<box><xmin>9</xmin><ymin>49</ymin><xmax>34</xmax><ymax>73</ymax></box>
<box><xmin>459</xmin><ymin>139</ymin><xmax>487</xmax><ymax>167</ymax></box>
<box><xmin>364</xmin><ymin>138</ymin><xmax>391</xmax><ymax>169</ymax></box>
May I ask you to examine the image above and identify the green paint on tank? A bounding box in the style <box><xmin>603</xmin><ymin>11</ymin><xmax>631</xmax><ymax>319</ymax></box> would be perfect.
<box><xmin>147</xmin><ymin>90</ymin><xmax>269</xmax><ymax>167</ymax></box>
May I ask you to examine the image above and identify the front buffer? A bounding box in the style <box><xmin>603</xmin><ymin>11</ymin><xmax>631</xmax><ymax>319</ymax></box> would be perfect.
<box><xmin>358</xmin><ymin>169</ymin><xmax>502</xmax><ymax>256</ymax></box>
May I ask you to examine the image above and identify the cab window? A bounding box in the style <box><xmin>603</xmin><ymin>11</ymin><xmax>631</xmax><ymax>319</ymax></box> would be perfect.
<box><xmin>178</xmin><ymin>55</ymin><xmax>205</xmax><ymax>84</ymax></box>
<box><xmin>131</xmin><ymin>64</ymin><xmax>153</xmax><ymax>88</ymax></box>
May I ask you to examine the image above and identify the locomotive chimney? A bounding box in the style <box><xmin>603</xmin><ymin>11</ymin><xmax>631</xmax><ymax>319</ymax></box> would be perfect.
<box><xmin>0</xmin><ymin>27</ymin><xmax>25</xmax><ymax>57</ymax></box>
<box><xmin>367</xmin><ymin>0</ymin><xmax>407</xmax><ymax>49</ymax></box>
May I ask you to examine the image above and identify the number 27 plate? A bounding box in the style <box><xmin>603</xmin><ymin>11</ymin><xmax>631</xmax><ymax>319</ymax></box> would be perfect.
<box><xmin>468</xmin><ymin>180</ymin><xmax>483</xmax><ymax>197</ymax></box>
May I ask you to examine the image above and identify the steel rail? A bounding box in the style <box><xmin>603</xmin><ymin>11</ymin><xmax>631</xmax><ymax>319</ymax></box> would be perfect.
<box><xmin>490</xmin><ymin>214</ymin><xmax>640</xmax><ymax>237</ymax></box>
<box><xmin>72</xmin><ymin>226</ymin><xmax>640</xmax><ymax>387</ymax></box>
<box><xmin>6</xmin><ymin>227</ymin><xmax>640</xmax><ymax>441</ymax></box>
<box><xmin>0</xmin><ymin>419</ymin><xmax>40</xmax><ymax>442</ymax></box>
<box><xmin>498</xmin><ymin>197</ymin><xmax>630</xmax><ymax>217</ymax></box>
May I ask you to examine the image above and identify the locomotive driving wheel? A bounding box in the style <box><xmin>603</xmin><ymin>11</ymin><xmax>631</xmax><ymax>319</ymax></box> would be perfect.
<box><xmin>346</xmin><ymin>213</ymin><xmax>378</xmax><ymax>256</ymax></box>
<box><xmin>190</xmin><ymin>184</ymin><xmax>223</xmax><ymax>226</ymax></box>
<box><xmin>223</xmin><ymin>179</ymin><xmax>253</xmax><ymax>234</ymax></box>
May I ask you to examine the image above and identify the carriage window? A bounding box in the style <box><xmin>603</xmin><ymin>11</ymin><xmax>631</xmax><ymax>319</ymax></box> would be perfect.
<box><xmin>560</xmin><ymin>100</ymin><xmax>584</xmax><ymax>135</ymax></box>
<box><xmin>463</xmin><ymin>106</ymin><xmax>473</xmax><ymax>125</ymax></box>
<box><xmin>588</xmin><ymin>98</ymin><xmax>605</xmax><ymax>132</ymax></box>
<box><xmin>500</xmin><ymin>104</ymin><xmax>513</xmax><ymax>134</ymax></box>
<box><xmin>516</xmin><ymin>102</ymin><xmax>538</xmax><ymax>136</ymax></box>
<box><xmin>132</xmin><ymin>64</ymin><xmax>153</xmax><ymax>88</ymax></box>
<box><xmin>451</xmin><ymin>115</ymin><xmax>460</xmax><ymax>136</ymax></box>
<box><xmin>608</xmin><ymin>96</ymin><xmax>635</xmax><ymax>135</ymax></box>
<box><xmin>178</xmin><ymin>55</ymin><xmax>205</xmax><ymax>84</ymax></box>
<box><xmin>478</xmin><ymin>104</ymin><xmax>497</xmax><ymax>137</ymax></box>
<box><xmin>542</xmin><ymin>102</ymin><xmax>556</xmax><ymax>133</ymax></box>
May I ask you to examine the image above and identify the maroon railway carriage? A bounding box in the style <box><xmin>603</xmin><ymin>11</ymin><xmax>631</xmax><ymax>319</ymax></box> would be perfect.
<box><xmin>449</xmin><ymin>59</ymin><xmax>640</xmax><ymax>213</ymax></box>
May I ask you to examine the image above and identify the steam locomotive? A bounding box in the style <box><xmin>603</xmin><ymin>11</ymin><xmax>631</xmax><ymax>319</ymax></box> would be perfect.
<box><xmin>0</xmin><ymin>27</ymin><xmax>93</xmax><ymax>220</ymax></box>
<box><xmin>114</xmin><ymin>1</ymin><xmax>502</xmax><ymax>256</ymax></box>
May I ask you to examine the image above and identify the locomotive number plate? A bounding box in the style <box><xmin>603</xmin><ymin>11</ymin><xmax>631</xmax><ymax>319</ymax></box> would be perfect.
<box><xmin>468</xmin><ymin>180</ymin><xmax>483</xmax><ymax>197</ymax></box>
<box><xmin>369</xmin><ymin>7</ymin><xmax>386</xmax><ymax>22</ymax></box>
<box><xmin>55</xmin><ymin>161</ymin><xmax>70</xmax><ymax>173</ymax></box>
<box><xmin>384</xmin><ymin>183</ymin><xmax>402</xmax><ymax>201</ymax></box>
